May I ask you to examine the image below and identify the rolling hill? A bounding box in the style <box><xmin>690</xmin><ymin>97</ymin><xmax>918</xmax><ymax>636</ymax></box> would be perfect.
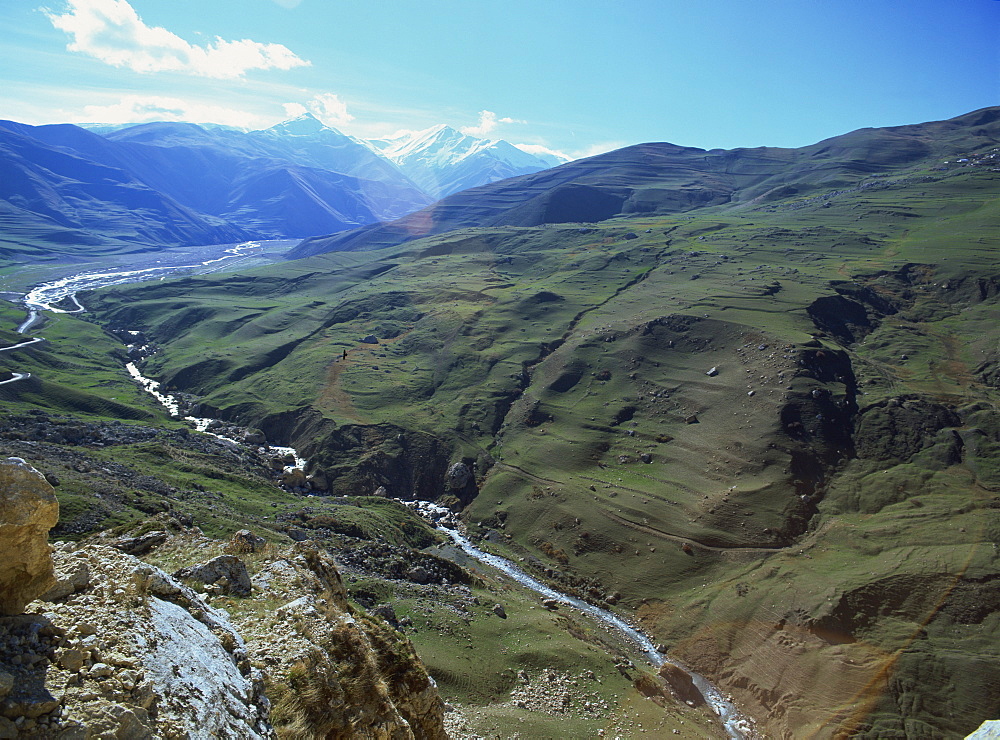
<box><xmin>292</xmin><ymin>106</ymin><xmax>1000</xmax><ymax>258</ymax></box>
<box><xmin>4</xmin><ymin>106</ymin><xmax>999</xmax><ymax>737</ymax></box>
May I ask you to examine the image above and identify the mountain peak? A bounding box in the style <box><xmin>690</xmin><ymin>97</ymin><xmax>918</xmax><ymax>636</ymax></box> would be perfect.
<box><xmin>267</xmin><ymin>112</ymin><xmax>339</xmax><ymax>137</ymax></box>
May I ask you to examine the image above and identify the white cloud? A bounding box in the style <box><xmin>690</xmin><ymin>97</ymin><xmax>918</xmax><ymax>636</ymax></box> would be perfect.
<box><xmin>45</xmin><ymin>0</ymin><xmax>310</xmax><ymax>78</ymax></box>
<box><xmin>514</xmin><ymin>143</ymin><xmax>572</xmax><ymax>162</ymax></box>
<box><xmin>282</xmin><ymin>102</ymin><xmax>308</xmax><ymax>118</ymax></box>
<box><xmin>70</xmin><ymin>94</ymin><xmax>275</xmax><ymax>129</ymax></box>
<box><xmin>460</xmin><ymin>110</ymin><xmax>526</xmax><ymax>137</ymax></box>
<box><xmin>307</xmin><ymin>93</ymin><xmax>354</xmax><ymax>126</ymax></box>
<box><xmin>570</xmin><ymin>141</ymin><xmax>630</xmax><ymax>159</ymax></box>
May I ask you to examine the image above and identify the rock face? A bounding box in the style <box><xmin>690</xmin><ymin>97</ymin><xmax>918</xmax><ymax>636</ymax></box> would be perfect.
<box><xmin>11</xmin><ymin>535</ymin><xmax>449</xmax><ymax>739</ymax></box>
<box><xmin>238</xmin><ymin>545</ymin><xmax>447</xmax><ymax>739</ymax></box>
<box><xmin>9</xmin><ymin>544</ymin><xmax>272</xmax><ymax>738</ymax></box>
<box><xmin>0</xmin><ymin>458</ymin><xmax>59</xmax><ymax>615</ymax></box>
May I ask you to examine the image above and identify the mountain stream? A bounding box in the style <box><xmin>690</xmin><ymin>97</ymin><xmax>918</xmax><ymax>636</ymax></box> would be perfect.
<box><xmin>10</xmin><ymin>248</ymin><xmax>753</xmax><ymax>739</ymax></box>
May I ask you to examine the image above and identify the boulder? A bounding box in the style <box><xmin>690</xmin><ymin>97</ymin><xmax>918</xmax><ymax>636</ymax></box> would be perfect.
<box><xmin>658</xmin><ymin>663</ymin><xmax>705</xmax><ymax>707</ymax></box>
<box><xmin>243</xmin><ymin>429</ymin><xmax>267</xmax><ymax>446</ymax></box>
<box><xmin>40</xmin><ymin>551</ymin><xmax>90</xmax><ymax>601</ymax></box>
<box><xmin>492</xmin><ymin>603</ymin><xmax>507</xmax><ymax>619</ymax></box>
<box><xmin>111</xmin><ymin>530</ymin><xmax>168</xmax><ymax>556</ymax></box>
<box><xmin>0</xmin><ymin>458</ymin><xmax>59</xmax><ymax>615</ymax></box>
<box><xmin>173</xmin><ymin>555</ymin><xmax>252</xmax><ymax>597</ymax></box>
<box><xmin>445</xmin><ymin>462</ymin><xmax>471</xmax><ymax>490</ymax></box>
<box><xmin>281</xmin><ymin>468</ymin><xmax>307</xmax><ymax>489</ymax></box>
<box><xmin>225</xmin><ymin>529</ymin><xmax>267</xmax><ymax>554</ymax></box>
<box><xmin>406</xmin><ymin>566</ymin><xmax>431</xmax><ymax>584</ymax></box>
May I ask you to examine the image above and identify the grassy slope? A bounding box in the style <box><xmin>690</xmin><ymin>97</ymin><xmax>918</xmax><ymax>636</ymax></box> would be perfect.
<box><xmin>34</xmin><ymin>152</ymin><xmax>1000</xmax><ymax>736</ymax></box>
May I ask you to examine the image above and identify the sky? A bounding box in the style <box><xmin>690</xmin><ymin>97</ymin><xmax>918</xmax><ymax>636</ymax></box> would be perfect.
<box><xmin>1</xmin><ymin>0</ymin><xmax>998</xmax><ymax>160</ymax></box>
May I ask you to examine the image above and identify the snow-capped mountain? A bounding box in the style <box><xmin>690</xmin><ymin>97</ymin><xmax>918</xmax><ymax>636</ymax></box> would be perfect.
<box><xmin>367</xmin><ymin>124</ymin><xmax>567</xmax><ymax>198</ymax></box>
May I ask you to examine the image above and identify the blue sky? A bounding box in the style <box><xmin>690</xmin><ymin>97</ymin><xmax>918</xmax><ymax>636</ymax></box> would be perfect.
<box><xmin>1</xmin><ymin>0</ymin><xmax>997</xmax><ymax>159</ymax></box>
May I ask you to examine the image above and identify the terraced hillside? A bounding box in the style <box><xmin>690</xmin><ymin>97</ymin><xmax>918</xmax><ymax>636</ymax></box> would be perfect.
<box><xmin>11</xmin><ymin>110</ymin><xmax>1000</xmax><ymax>737</ymax></box>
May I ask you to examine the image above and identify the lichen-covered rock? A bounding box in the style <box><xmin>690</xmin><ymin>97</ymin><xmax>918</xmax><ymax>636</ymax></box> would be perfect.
<box><xmin>0</xmin><ymin>458</ymin><xmax>59</xmax><ymax>615</ymax></box>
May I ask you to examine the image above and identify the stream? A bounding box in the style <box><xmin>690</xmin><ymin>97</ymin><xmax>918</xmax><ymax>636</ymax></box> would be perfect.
<box><xmin>434</xmin><ymin>516</ymin><xmax>751</xmax><ymax>738</ymax></box>
<box><xmin>10</xmin><ymin>244</ymin><xmax>754</xmax><ymax>739</ymax></box>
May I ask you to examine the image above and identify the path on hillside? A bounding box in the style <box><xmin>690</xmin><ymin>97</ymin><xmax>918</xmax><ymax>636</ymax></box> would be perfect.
<box><xmin>600</xmin><ymin>509</ymin><xmax>785</xmax><ymax>555</ymax></box>
<box><xmin>492</xmin><ymin>459</ymin><xmax>789</xmax><ymax>555</ymax></box>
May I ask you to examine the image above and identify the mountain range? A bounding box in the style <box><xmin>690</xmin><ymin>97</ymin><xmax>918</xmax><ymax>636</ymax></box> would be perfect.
<box><xmin>1</xmin><ymin>106</ymin><xmax>998</xmax><ymax>738</ymax></box>
<box><xmin>0</xmin><ymin>113</ymin><xmax>559</xmax><ymax>262</ymax></box>
<box><xmin>293</xmin><ymin>106</ymin><xmax>1000</xmax><ymax>258</ymax></box>
<box><xmin>369</xmin><ymin>123</ymin><xmax>566</xmax><ymax>198</ymax></box>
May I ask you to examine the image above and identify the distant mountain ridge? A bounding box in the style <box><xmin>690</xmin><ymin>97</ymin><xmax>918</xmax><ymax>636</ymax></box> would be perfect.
<box><xmin>0</xmin><ymin>112</ymin><xmax>562</xmax><ymax>262</ymax></box>
<box><xmin>292</xmin><ymin>106</ymin><xmax>1000</xmax><ymax>259</ymax></box>
<box><xmin>367</xmin><ymin>124</ymin><xmax>566</xmax><ymax>198</ymax></box>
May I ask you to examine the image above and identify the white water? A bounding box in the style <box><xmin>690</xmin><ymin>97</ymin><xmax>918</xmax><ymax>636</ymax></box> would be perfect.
<box><xmin>125</xmin><ymin>361</ymin><xmax>307</xmax><ymax>472</ymax></box>
<box><xmin>439</xmin><ymin>526</ymin><xmax>752</xmax><ymax>739</ymax></box>
<box><xmin>12</xmin><ymin>238</ymin><xmax>752</xmax><ymax>736</ymax></box>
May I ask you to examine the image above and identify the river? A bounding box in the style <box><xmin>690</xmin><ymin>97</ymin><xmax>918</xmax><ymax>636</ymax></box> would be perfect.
<box><xmin>8</xmin><ymin>239</ymin><xmax>754</xmax><ymax>738</ymax></box>
<box><xmin>15</xmin><ymin>240</ymin><xmax>281</xmax><ymax>333</ymax></box>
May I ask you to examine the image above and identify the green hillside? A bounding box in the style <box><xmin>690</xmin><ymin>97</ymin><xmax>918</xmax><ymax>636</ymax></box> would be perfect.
<box><xmin>6</xmin><ymin>110</ymin><xmax>998</xmax><ymax>737</ymax></box>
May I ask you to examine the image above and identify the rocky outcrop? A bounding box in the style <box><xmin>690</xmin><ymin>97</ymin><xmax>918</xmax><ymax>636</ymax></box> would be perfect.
<box><xmin>8</xmin><ymin>543</ymin><xmax>272</xmax><ymax>738</ymax></box>
<box><xmin>0</xmin><ymin>458</ymin><xmax>59</xmax><ymax>615</ymax></box>
<box><xmin>237</xmin><ymin>545</ymin><xmax>447</xmax><ymax>739</ymax></box>
<box><xmin>8</xmin><ymin>531</ymin><xmax>448</xmax><ymax>739</ymax></box>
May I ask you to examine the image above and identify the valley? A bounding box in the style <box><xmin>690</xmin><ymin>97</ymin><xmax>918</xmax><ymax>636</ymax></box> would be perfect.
<box><xmin>1</xmin><ymin>108</ymin><xmax>998</xmax><ymax>738</ymax></box>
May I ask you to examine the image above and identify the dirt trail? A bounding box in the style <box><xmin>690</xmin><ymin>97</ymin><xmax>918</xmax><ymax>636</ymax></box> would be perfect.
<box><xmin>600</xmin><ymin>510</ymin><xmax>784</xmax><ymax>554</ymax></box>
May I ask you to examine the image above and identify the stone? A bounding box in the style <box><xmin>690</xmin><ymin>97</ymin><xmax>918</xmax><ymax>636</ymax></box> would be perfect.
<box><xmin>58</xmin><ymin>648</ymin><xmax>86</xmax><ymax>673</ymax></box>
<box><xmin>706</xmin><ymin>366</ymin><xmax>719</xmax><ymax>377</ymax></box>
<box><xmin>0</xmin><ymin>458</ymin><xmax>59</xmax><ymax>615</ymax></box>
<box><xmin>640</xmin><ymin>453</ymin><xmax>653</xmax><ymax>464</ymax></box>
<box><xmin>406</xmin><ymin>566</ymin><xmax>430</xmax><ymax>584</ymax></box>
<box><xmin>111</xmin><ymin>530</ymin><xmax>168</xmax><ymax>556</ymax></box>
<box><xmin>173</xmin><ymin>556</ymin><xmax>252</xmax><ymax>597</ymax></box>
<box><xmin>445</xmin><ymin>462</ymin><xmax>471</xmax><ymax>490</ymax></box>
<box><xmin>361</xmin><ymin>334</ymin><xmax>379</xmax><ymax>344</ymax></box>
<box><xmin>225</xmin><ymin>529</ymin><xmax>267</xmax><ymax>554</ymax></box>
<box><xmin>41</xmin><ymin>558</ymin><xmax>90</xmax><ymax>601</ymax></box>
<box><xmin>492</xmin><ymin>603</ymin><xmax>507</xmax><ymax>619</ymax></box>
<box><xmin>541</xmin><ymin>599</ymin><xmax>560</xmax><ymax>611</ymax></box>
<box><xmin>87</xmin><ymin>662</ymin><xmax>114</xmax><ymax>678</ymax></box>
<box><xmin>658</xmin><ymin>662</ymin><xmax>705</xmax><ymax>707</ymax></box>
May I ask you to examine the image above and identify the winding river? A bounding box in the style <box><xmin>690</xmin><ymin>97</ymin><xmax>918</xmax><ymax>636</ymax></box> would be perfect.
<box><xmin>442</xmin><ymin>528</ymin><xmax>750</xmax><ymax>738</ymax></box>
<box><xmin>7</xmin><ymin>243</ymin><xmax>753</xmax><ymax>739</ymax></box>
